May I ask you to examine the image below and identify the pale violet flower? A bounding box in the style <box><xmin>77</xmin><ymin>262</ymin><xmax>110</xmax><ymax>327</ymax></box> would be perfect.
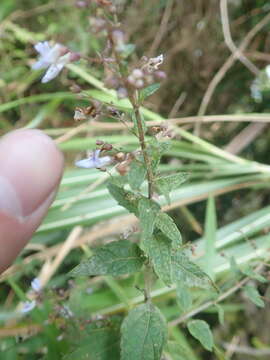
<box><xmin>75</xmin><ymin>149</ymin><xmax>112</xmax><ymax>169</ymax></box>
<box><xmin>31</xmin><ymin>278</ymin><xmax>41</xmax><ymax>292</ymax></box>
<box><xmin>32</xmin><ymin>41</ymin><xmax>72</xmax><ymax>83</ymax></box>
<box><xmin>21</xmin><ymin>300</ymin><xmax>36</xmax><ymax>314</ymax></box>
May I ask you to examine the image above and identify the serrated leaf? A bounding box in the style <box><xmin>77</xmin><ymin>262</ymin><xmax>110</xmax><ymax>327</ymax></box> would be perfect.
<box><xmin>71</xmin><ymin>240</ymin><xmax>144</xmax><ymax>277</ymax></box>
<box><xmin>65</xmin><ymin>325</ymin><xmax>120</xmax><ymax>360</ymax></box>
<box><xmin>120</xmin><ymin>303</ymin><xmax>167</xmax><ymax>360</ymax></box>
<box><xmin>172</xmin><ymin>252</ymin><xmax>215</xmax><ymax>289</ymax></box>
<box><xmin>244</xmin><ymin>285</ymin><xmax>265</xmax><ymax>308</ymax></box>
<box><xmin>147</xmin><ymin>138</ymin><xmax>171</xmax><ymax>171</ymax></box>
<box><xmin>138</xmin><ymin>198</ymin><xmax>160</xmax><ymax>248</ymax></box>
<box><xmin>155</xmin><ymin>212</ymin><xmax>182</xmax><ymax>247</ymax></box>
<box><xmin>107</xmin><ymin>181</ymin><xmax>141</xmax><ymax>215</ymax></box>
<box><xmin>241</xmin><ymin>265</ymin><xmax>267</xmax><ymax>283</ymax></box>
<box><xmin>144</xmin><ymin>233</ymin><xmax>172</xmax><ymax>286</ymax></box>
<box><xmin>187</xmin><ymin>320</ymin><xmax>214</xmax><ymax>351</ymax></box>
<box><xmin>156</xmin><ymin>172</ymin><xmax>189</xmax><ymax>204</ymax></box>
<box><xmin>176</xmin><ymin>282</ymin><xmax>192</xmax><ymax>313</ymax></box>
<box><xmin>139</xmin><ymin>83</ymin><xmax>161</xmax><ymax>102</ymax></box>
<box><xmin>128</xmin><ymin>159</ymin><xmax>146</xmax><ymax>190</ymax></box>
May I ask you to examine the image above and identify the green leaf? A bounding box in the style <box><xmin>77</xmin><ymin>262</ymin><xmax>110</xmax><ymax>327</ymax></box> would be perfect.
<box><xmin>187</xmin><ymin>320</ymin><xmax>214</xmax><ymax>351</ymax></box>
<box><xmin>215</xmin><ymin>304</ymin><xmax>225</xmax><ymax>326</ymax></box>
<box><xmin>120</xmin><ymin>303</ymin><xmax>167</xmax><ymax>360</ymax></box>
<box><xmin>71</xmin><ymin>240</ymin><xmax>145</xmax><ymax>277</ymax></box>
<box><xmin>176</xmin><ymin>282</ymin><xmax>192</xmax><ymax>313</ymax></box>
<box><xmin>147</xmin><ymin>137</ymin><xmax>171</xmax><ymax>172</ymax></box>
<box><xmin>155</xmin><ymin>212</ymin><xmax>182</xmax><ymax>247</ymax></box>
<box><xmin>164</xmin><ymin>341</ymin><xmax>191</xmax><ymax>360</ymax></box>
<box><xmin>139</xmin><ymin>83</ymin><xmax>161</xmax><ymax>103</ymax></box>
<box><xmin>65</xmin><ymin>325</ymin><xmax>120</xmax><ymax>360</ymax></box>
<box><xmin>138</xmin><ymin>198</ymin><xmax>160</xmax><ymax>248</ymax></box>
<box><xmin>156</xmin><ymin>173</ymin><xmax>189</xmax><ymax>204</ymax></box>
<box><xmin>241</xmin><ymin>265</ymin><xmax>267</xmax><ymax>283</ymax></box>
<box><xmin>172</xmin><ymin>252</ymin><xmax>215</xmax><ymax>289</ymax></box>
<box><xmin>229</xmin><ymin>257</ymin><xmax>242</xmax><ymax>279</ymax></box>
<box><xmin>244</xmin><ymin>285</ymin><xmax>264</xmax><ymax>308</ymax></box>
<box><xmin>128</xmin><ymin>159</ymin><xmax>147</xmax><ymax>190</ymax></box>
<box><xmin>108</xmin><ymin>181</ymin><xmax>141</xmax><ymax>215</ymax></box>
<box><xmin>144</xmin><ymin>233</ymin><xmax>172</xmax><ymax>286</ymax></box>
<box><xmin>204</xmin><ymin>196</ymin><xmax>217</xmax><ymax>279</ymax></box>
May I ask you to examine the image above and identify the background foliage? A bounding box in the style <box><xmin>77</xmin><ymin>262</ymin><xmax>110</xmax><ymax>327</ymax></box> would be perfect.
<box><xmin>1</xmin><ymin>0</ymin><xmax>270</xmax><ymax>359</ymax></box>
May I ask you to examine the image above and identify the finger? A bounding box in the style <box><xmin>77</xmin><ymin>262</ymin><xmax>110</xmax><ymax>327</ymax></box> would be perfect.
<box><xmin>0</xmin><ymin>129</ymin><xmax>64</xmax><ymax>273</ymax></box>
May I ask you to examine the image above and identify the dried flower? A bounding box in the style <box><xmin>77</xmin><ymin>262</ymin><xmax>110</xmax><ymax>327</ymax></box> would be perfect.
<box><xmin>75</xmin><ymin>149</ymin><xmax>112</xmax><ymax>169</ymax></box>
<box><xmin>144</xmin><ymin>54</ymin><xmax>164</xmax><ymax>73</ymax></box>
<box><xmin>74</xmin><ymin>107</ymin><xmax>87</xmax><ymax>121</ymax></box>
<box><xmin>114</xmin><ymin>152</ymin><xmax>126</xmax><ymax>162</ymax></box>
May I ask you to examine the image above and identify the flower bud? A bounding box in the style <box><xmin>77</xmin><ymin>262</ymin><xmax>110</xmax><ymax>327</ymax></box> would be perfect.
<box><xmin>132</xmin><ymin>68</ymin><xmax>144</xmax><ymax>79</ymax></box>
<box><xmin>70</xmin><ymin>84</ymin><xmax>82</xmax><ymax>93</ymax></box>
<box><xmin>102</xmin><ymin>143</ymin><xmax>113</xmax><ymax>151</ymax></box>
<box><xmin>117</xmin><ymin>87</ymin><xmax>128</xmax><ymax>99</ymax></box>
<box><xmin>154</xmin><ymin>70</ymin><xmax>167</xmax><ymax>80</ymax></box>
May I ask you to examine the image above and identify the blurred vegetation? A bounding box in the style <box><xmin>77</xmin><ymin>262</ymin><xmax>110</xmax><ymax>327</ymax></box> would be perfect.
<box><xmin>1</xmin><ymin>0</ymin><xmax>270</xmax><ymax>359</ymax></box>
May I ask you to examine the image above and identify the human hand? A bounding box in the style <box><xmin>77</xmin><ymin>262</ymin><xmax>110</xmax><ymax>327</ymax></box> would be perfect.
<box><xmin>0</xmin><ymin>129</ymin><xmax>64</xmax><ymax>274</ymax></box>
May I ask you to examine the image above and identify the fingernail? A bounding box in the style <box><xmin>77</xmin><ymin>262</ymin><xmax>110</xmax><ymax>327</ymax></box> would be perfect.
<box><xmin>0</xmin><ymin>129</ymin><xmax>64</xmax><ymax>220</ymax></box>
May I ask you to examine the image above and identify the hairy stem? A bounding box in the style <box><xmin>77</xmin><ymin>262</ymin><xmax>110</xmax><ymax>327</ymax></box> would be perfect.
<box><xmin>133</xmin><ymin>103</ymin><xmax>155</xmax><ymax>199</ymax></box>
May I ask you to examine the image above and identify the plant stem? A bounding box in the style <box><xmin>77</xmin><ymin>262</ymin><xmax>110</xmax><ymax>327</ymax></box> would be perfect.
<box><xmin>144</xmin><ymin>262</ymin><xmax>153</xmax><ymax>303</ymax></box>
<box><xmin>133</xmin><ymin>103</ymin><xmax>155</xmax><ymax>199</ymax></box>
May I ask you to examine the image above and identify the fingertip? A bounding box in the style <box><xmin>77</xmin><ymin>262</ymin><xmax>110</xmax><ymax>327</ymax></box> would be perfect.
<box><xmin>0</xmin><ymin>129</ymin><xmax>64</xmax><ymax>273</ymax></box>
<box><xmin>0</xmin><ymin>129</ymin><xmax>64</xmax><ymax>217</ymax></box>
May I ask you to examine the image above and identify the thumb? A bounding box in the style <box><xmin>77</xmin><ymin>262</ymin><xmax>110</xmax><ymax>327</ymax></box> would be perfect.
<box><xmin>0</xmin><ymin>129</ymin><xmax>64</xmax><ymax>273</ymax></box>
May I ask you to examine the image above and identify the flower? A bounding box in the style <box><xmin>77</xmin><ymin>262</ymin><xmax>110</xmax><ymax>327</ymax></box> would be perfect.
<box><xmin>75</xmin><ymin>149</ymin><xmax>112</xmax><ymax>169</ymax></box>
<box><xmin>21</xmin><ymin>300</ymin><xmax>36</xmax><ymax>314</ymax></box>
<box><xmin>31</xmin><ymin>278</ymin><xmax>41</xmax><ymax>292</ymax></box>
<box><xmin>32</xmin><ymin>41</ymin><xmax>73</xmax><ymax>83</ymax></box>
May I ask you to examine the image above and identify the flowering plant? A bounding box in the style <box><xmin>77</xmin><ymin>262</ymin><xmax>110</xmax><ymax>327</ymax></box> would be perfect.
<box><xmin>30</xmin><ymin>2</ymin><xmax>217</xmax><ymax>359</ymax></box>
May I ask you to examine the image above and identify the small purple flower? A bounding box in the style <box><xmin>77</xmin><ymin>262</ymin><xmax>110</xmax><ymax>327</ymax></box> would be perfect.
<box><xmin>21</xmin><ymin>300</ymin><xmax>36</xmax><ymax>314</ymax></box>
<box><xmin>32</xmin><ymin>41</ymin><xmax>73</xmax><ymax>83</ymax></box>
<box><xmin>75</xmin><ymin>149</ymin><xmax>112</xmax><ymax>169</ymax></box>
<box><xmin>31</xmin><ymin>278</ymin><xmax>41</xmax><ymax>292</ymax></box>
